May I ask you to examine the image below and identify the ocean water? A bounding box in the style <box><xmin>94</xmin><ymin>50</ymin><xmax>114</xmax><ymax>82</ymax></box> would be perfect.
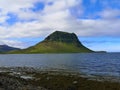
<box><xmin>0</xmin><ymin>53</ymin><xmax>120</xmax><ymax>78</ymax></box>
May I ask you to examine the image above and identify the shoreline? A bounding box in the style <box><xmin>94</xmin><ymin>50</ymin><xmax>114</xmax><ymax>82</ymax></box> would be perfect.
<box><xmin>0</xmin><ymin>67</ymin><xmax>120</xmax><ymax>90</ymax></box>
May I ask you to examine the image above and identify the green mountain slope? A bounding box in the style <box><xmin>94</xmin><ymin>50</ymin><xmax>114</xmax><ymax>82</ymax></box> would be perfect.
<box><xmin>10</xmin><ymin>31</ymin><xmax>93</xmax><ymax>53</ymax></box>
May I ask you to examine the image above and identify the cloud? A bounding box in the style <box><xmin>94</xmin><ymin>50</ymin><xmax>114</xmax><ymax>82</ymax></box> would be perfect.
<box><xmin>0</xmin><ymin>0</ymin><xmax>83</xmax><ymax>39</ymax></box>
<box><xmin>99</xmin><ymin>9</ymin><xmax>120</xmax><ymax>19</ymax></box>
<box><xmin>80</xmin><ymin>37</ymin><xmax>120</xmax><ymax>52</ymax></box>
<box><xmin>85</xmin><ymin>42</ymin><xmax>120</xmax><ymax>52</ymax></box>
<box><xmin>0</xmin><ymin>39</ymin><xmax>26</xmax><ymax>48</ymax></box>
<box><xmin>0</xmin><ymin>0</ymin><xmax>119</xmax><ymax>50</ymax></box>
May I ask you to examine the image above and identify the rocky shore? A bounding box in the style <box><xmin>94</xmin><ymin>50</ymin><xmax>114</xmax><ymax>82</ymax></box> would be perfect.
<box><xmin>1</xmin><ymin>67</ymin><xmax>120</xmax><ymax>90</ymax></box>
<box><xmin>0</xmin><ymin>74</ymin><xmax>47</xmax><ymax>90</ymax></box>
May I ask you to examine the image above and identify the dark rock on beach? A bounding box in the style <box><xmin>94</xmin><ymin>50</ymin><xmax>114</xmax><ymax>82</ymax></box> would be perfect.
<box><xmin>1</xmin><ymin>67</ymin><xmax>120</xmax><ymax>90</ymax></box>
<box><xmin>0</xmin><ymin>73</ymin><xmax>47</xmax><ymax>90</ymax></box>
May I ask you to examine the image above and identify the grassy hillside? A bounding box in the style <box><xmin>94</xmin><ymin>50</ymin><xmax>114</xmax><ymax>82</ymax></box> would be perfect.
<box><xmin>10</xmin><ymin>41</ymin><xmax>92</xmax><ymax>53</ymax></box>
<box><xmin>9</xmin><ymin>31</ymin><xmax>93</xmax><ymax>53</ymax></box>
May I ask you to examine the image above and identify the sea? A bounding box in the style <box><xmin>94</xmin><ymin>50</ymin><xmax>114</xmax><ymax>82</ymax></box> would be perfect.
<box><xmin>0</xmin><ymin>53</ymin><xmax>120</xmax><ymax>81</ymax></box>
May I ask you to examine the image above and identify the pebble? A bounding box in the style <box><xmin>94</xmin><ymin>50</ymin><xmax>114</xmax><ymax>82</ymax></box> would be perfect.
<box><xmin>73</xmin><ymin>81</ymin><xmax>78</xmax><ymax>84</ymax></box>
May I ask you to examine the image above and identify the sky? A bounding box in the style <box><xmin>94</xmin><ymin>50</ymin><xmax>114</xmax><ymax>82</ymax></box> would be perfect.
<box><xmin>0</xmin><ymin>0</ymin><xmax>120</xmax><ymax>52</ymax></box>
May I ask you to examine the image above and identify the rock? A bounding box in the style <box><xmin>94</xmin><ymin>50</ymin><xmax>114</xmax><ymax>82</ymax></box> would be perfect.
<box><xmin>73</xmin><ymin>81</ymin><xmax>78</xmax><ymax>84</ymax></box>
<box><xmin>46</xmin><ymin>77</ymin><xmax>50</xmax><ymax>80</ymax></box>
<box><xmin>0</xmin><ymin>74</ymin><xmax>47</xmax><ymax>90</ymax></box>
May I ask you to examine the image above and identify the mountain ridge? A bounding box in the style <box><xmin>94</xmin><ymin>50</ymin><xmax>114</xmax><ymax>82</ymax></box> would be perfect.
<box><xmin>9</xmin><ymin>31</ymin><xmax>93</xmax><ymax>53</ymax></box>
<box><xmin>0</xmin><ymin>45</ymin><xmax>20</xmax><ymax>53</ymax></box>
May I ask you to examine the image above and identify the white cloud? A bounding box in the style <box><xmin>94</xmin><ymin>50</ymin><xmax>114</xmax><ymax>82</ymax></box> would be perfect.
<box><xmin>99</xmin><ymin>9</ymin><xmax>120</xmax><ymax>19</ymax></box>
<box><xmin>0</xmin><ymin>0</ymin><xmax>37</xmax><ymax>13</ymax></box>
<box><xmin>0</xmin><ymin>39</ymin><xmax>26</xmax><ymax>48</ymax></box>
<box><xmin>0</xmin><ymin>0</ymin><xmax>119</xmax><ymax>49</ymax></box>
<box><xmin>0</xmin><ymin>0</ymin><xmax>119</xmax><ymax>37</ymax></box>
<box><xmin>1</xmin><ymin>0</ymin><xmax>81</xmax><ymax>39</ymax></box>
<box><xmin>43</xmin><ymin>0</ymin><xmax>66</xmax><ymax>14</ymax></box>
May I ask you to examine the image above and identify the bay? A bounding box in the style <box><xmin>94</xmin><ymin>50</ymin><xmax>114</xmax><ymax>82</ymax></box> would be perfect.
<box><xmin>0</xmin><ymin>53</ymin><xmax>120</xmax><ymax>77</ymax></box>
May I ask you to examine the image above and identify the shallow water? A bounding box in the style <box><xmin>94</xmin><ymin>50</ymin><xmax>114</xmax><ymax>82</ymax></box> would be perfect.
<box><xmin>0</xmin><ymin>53</ymin><xmax>120</xmax><ymax>78</ymax></box>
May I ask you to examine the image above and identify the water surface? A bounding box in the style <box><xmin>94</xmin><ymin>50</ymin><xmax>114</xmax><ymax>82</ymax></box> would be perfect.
<box><xmin>0</xmin><ymin>53</ymin><xmax>120</xmax><ymax>78</ymax></box>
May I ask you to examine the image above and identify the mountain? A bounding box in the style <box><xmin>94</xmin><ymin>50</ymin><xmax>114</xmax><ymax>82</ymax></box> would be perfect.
<box><xmin>0</xmin><ymin>45</ymin><xmax>20</xmax><ymax>53</ymax></box>
<box><xmin>10</xmin><ymin>31</ymin><xmax>93</xmax><ymax>53</ymax></box>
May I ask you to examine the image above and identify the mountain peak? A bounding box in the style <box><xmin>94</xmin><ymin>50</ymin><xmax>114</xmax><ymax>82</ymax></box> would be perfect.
<box><xmin>10</xmin><ymin>31</ymin><xmax>93</xmax><ymax>53</ymax></box>
<box><xmin>44</xmin><ymin>31</ymin><xmax>81</xmax><ymax>45</ymax></box>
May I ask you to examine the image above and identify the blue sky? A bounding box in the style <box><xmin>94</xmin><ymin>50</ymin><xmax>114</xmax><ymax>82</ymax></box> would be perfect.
<box><xmin>0</xmin><ymin>0</ymin><xmax>120</xmax><ymax>52</ymax></box>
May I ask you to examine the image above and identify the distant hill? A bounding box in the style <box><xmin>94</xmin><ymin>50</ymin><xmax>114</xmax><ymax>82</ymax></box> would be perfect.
<box><xmin>10</xmin><ymin>31</ymin><xmax>93</xmax><ymax>53</ymax></box>
<box><xmin>0</xmin><ymin>45</ymin><xmax>20</xmax><ymax>53</ymax></box>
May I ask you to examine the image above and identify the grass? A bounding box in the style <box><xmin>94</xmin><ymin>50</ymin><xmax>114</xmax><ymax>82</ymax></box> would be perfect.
<box><xmin>9</xmin><ymin>41</ymin><xmax>92</xmax><ymax>54</ymax></box>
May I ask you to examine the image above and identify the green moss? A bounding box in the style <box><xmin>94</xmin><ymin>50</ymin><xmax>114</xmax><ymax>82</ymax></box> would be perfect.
<box><xmin>27</xmin><ymin>72</ymin><xmax>120</xmax><ymax>90</ymax></box>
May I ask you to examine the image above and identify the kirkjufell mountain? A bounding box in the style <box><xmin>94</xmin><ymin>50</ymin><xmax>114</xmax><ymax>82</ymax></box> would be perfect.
<box><xmin>10</xmin><ymin>31</ymin><xmax>93</xmax><ymax>53</ymax></box>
